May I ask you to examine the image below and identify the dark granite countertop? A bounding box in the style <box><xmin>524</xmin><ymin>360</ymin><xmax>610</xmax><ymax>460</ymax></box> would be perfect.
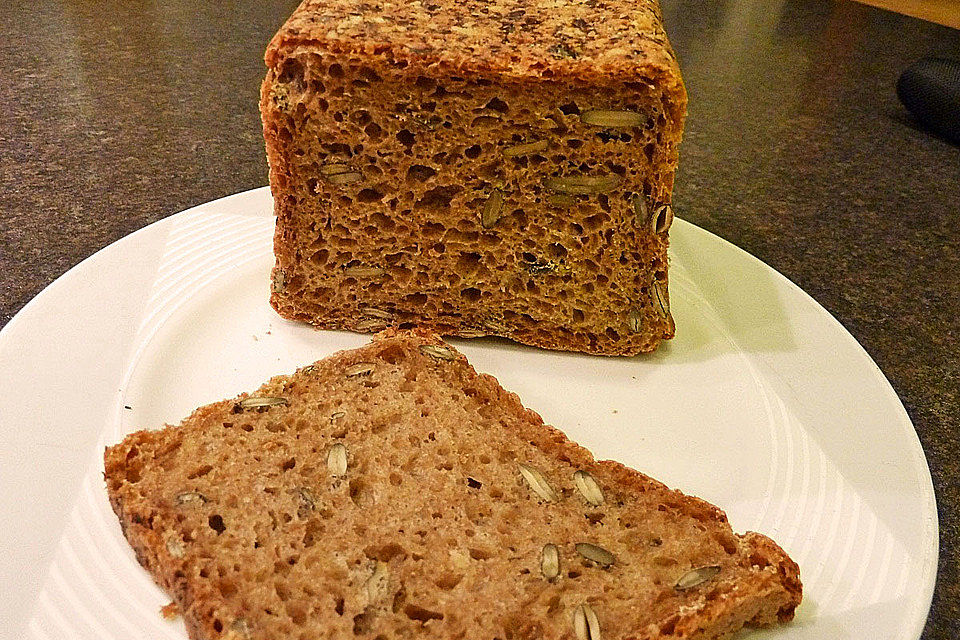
<box><xmin>1</xmin><ymin>1</ymin><xmax>957</xmax><ymax>637</ymax></box>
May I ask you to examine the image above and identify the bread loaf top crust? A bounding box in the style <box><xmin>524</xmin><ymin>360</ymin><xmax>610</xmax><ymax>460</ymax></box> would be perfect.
<box><xmin>267</xmin><ymin>0</ymin><xmax>683</xmax><ymax>88</ymax></box>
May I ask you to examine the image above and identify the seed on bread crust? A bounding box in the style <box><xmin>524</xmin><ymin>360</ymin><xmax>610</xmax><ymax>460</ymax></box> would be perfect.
<box><xmin>361</xmin><ymin>306</ymin><xmax>394</xmax><ymax>320</ymax></box>
<box><xmin>573</xmin><ymin>603</ymin><xmax>602</xmax><ymax>640</ymax></box>
<box><xmin>503</xmin><ymin>140</ymin><xmax>548</xmax><ymax>157</ymax></box>
<box><xmin>481</xmin><ymin>189</ymin><xmax>505</xmax><ymax>229</ymax></box>
<box><xmin>346</xmin><ymin>363</ymin><xmax>376</xmax><ymax>377</ymax></box>
<box><xmin>518</xmin><ymin>464</ymin><xmax>559</xmax><ymax>503</ymax></box>
<box><xmin>675</xmin><ymin>565</ymin><xmax>722</xmax><ymax>590</ymax></box>
<box><xmin>541</xmin><ymin>543</ymin><xmax>560</xmax><ymax>580</ymax></box>
<box><xmin>576</xmin><ymin>542</ymin><xmax>615</xmax><ymax>567</ymax></box>
<box><xmin>581</xmin><ymin>109</ymin><xmax>646</xmax><ymax>127</ymax></box>
<box><xmin>653</xmin><ymin>280</ymin><xmax>670</xmax><ymax>319</ymax></box>
<box><xmin>356</xmin><ymin>318</ymin><xmax>389</xmax><ymax>332</ymax></box>
<box><xmin>327</xmin><ymin>443</ymin><xmax>348</xmax><ymax>476</ymax></box>
<box><xmin>239</xmin><ymin>396</ymin><xmax>289</xmax><ymax>409</ymax></box>
<box><xmin>320</xmin><ymin>162</ymin><xmax>354</xmax><ymax>176</ymax></box>
<box><xmin>175</xmin><ymin>491</ymin><xmax>208</xmax><ymax>506</ymax></box>
<box><xmin>628</xmin><ymin>309</ymin><xmax>642</xmax><ymax>333</ymax></box>
<box><xmin>574</xmin><ymin>470</ymin><xmax>604</xmax><ymax>506</ymax></box>
<box><xmin>420</xmin><ymin>344</ymin><xmax>456</xmax><ymax>360</ymax></box>
<box><xmin>652</xmin><ymin>203</ymin><xmax>674</xmax><ymax>234</ymax></box>
<box><xmin>325</xmin><ymin>171</ymin><xmax>362</xmax><ymax>185</ymax></box>
<box><xmin>544</xmin><ymin>174</ymin><xmax>621</xmax><ymax>195</ymax></box>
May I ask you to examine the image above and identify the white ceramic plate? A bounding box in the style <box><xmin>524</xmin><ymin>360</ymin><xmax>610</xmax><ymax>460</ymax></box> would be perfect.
<box><xmin>0</xmin><ymin>188</ymin><xmax>936</xmax><ymax>640</ymax></box>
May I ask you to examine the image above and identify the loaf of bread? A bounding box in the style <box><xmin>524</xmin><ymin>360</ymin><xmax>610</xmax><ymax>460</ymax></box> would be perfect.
<box><xmin>260</xmin><ymin>0</ymin><xmax>686</xmax><ymax>356</ymax></box>
<box><xmin>105</xmin><ymin>331</ymin><xmax>801</xmax><ymax>640</ymax></box>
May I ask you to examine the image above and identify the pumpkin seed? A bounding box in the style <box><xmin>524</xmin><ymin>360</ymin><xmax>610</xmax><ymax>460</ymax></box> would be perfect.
<box><xmin>675</xmin><ymin>565</ymin><xmax>722</xmax><ymax>590</ymax></box>
<box><xmin>572</xmin><ymin>603</ymin><xmax>601</xmax><ymax>640</ymax></box>
<box><xmin>175</xmin><ymin>491</ymin><xmax>208</xmax><ymax>506</ymax></box>
<box><xmin>361</xmin><ymin>306</ymin><xmax>394</xmax><ymax>320</ymax></box>
<box><xmin>653</xmin><ymin>280</ymin><xmax>670</xmax><ymax>319</ymax></box>
<box><xmin>325</xmin><ymin>171</ymin><xmax>362</xmax><ymax>185</ymax></box>
<box><xmin>320</xmin><ymin>162</ymin><xmax>354</xmax><ymax>176</ymax></box>
<box><xmin>346</xmin><ymin>363</ymin><xmax>376</xmax><ymax>377</ymax></box>
<box><xmin>419</xmin><ymin>344</ymin><xmax>456</xmax><ymax>360</ymax></box>
<box><xmin>541</xmin><ymin>543</ymin><xmax>560</xmax><ymax>580</ymax></box>
<box><xmin>327</xmin><ymin>443</ymin><xmax>348</xmax><ymax>476</ymax></box>
<box><xmin>581</xmin><ymin>110</ymin><xmax>645</xmax><ymax>127</ymax></box>
<box><xmin>481</xmin><ymin>189</ymin><xmax>505</xmax><ymax>229</ymax></box>
<box><xmin>518</xmin><ymin>464</ymin><xmax>559</xmax><ymax>503</ymax></box>
<box><xmin>503</xmin><ymin>140</ymin><xmax>548</xmax><ymax>157</ymax></box>
<box><xmin>576</xmin><ymin>542</ymin><xmax>615</xmax><ymax>567</ymax></box>
<box><xmin>653</xmin><ymin>203</ymin><xmax>674</xmax><ymax>234</ymax></box>
<box><xmin>574</xmin><ymin>470</ymin><xmax>604</xmax><ymax>506</ymax></box>
<box><xmin>483</xmin><ymin>318</ymin><xmax>508</xmax><ymax>333</ymax></box>
<box><xmin>629</xmin><ymin>309</ymin><xmax>643</xmax><ymax>333</ymax></box>
<box><xmin>239</xmin><ymin>396</ymin><xmax>289</xmax><ymax>409</ymax></box>
<box><xmin>355</xmin><ymin>318</ymin><xmax>388</xmax><ymax>332</ymax></box>
<box><xmin>544</xmin><ymin>174</ymin><xmax>621</xmax><ymax>195</ymax></box>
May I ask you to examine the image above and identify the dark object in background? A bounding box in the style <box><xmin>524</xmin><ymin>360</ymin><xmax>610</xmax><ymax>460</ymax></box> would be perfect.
<box><xmin>897</xmin><ymin>57</ymin><xmax>960</xmax><ymax>144</ymax></box>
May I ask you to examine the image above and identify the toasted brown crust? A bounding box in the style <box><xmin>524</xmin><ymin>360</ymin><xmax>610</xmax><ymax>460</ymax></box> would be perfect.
<box><xmin>261</xmin><ymin>0</ymin><xmax>686</xmax><ymax>356</ymax></box>
<box><xmin>266</xmin><ymin>0</ymin><xmax>683</xmax><ymax>86</ymax></box>
<box><xmin>105</xmin><ymin>330</ymin><xmax>800</xmax><ymax>640</ymax></box>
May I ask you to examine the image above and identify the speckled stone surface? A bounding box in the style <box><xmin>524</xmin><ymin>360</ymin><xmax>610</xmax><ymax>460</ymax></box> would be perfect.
<box><xmin>0</xmin><ymin>1</ymin><xmax>957</xmax><ymax>638</ymax></box>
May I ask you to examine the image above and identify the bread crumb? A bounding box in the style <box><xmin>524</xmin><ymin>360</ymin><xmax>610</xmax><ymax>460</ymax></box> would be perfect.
<box><xmin>160</xmin><ymin>601</ymin><xmax>180</xmax><ymax>620</ymax></box>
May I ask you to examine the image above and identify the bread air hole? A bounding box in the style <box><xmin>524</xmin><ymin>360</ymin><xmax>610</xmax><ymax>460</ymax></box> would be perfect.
<box><xmin>357</xmin><ymin>188</ymin><xmax>383</xmax><ymax>203</ymax></box>
<box><xmin>208</xmin><ymin>515</ymin><xmax>226</xmax><ymax>535</ymax></box>
<box><xmin>484</xmin><ymin>97</ymin><xmax>509</xmax><ymax>113</ymax></box>
<box><xmin>396</xmin><ymin>129</ymin><xmax>415</xmax><ymax>147</ymax></box>
<box><xmin>406</xmin><ymin>164</ymin><xmax>437</xmax><ymax>182</ymax></box>
<box><xmin>353</xmin><ymin>611</ymin><xmax>375</xmax><ymax>635</ymax></box>
<box><xmin>469</xmin><ymin>547</ymin><xmax>492</xmax><ymax>560</ymax></box>
<box><xmin>405</xmin><ymin>604</ymin><xmax>444</xmax><ymax>623</ymax></box>
<box><xmin>435</xmin><ymin>572</ymin><xmax>463</xmax><ymax>590</ymax></box>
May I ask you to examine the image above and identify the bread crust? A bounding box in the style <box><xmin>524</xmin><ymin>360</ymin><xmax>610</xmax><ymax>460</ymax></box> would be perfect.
<box><xmin>265</xmin><ymin>0</ymin><xmax>684</xmax><ymax>87</ymax></box>
<box><xmin>105</xmin><ymin>330</ymin><xmax>800</xmax><ymax>640</ymax></box>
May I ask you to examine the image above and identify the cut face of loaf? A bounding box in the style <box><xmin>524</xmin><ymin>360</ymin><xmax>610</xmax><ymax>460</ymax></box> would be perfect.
<box><xmin>260</xmin><ymin>0</ymin><xmax>686</xmax><ymax>356</ymax></box>
<box><xmin>104</xmin><ymin>331</ymin><xmax>801</xmax><ymax>640</ymax></box>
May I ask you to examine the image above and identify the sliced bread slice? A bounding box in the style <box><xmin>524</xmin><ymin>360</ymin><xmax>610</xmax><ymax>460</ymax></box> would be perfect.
<box><xmin>104</xmin><ymin>331</ymin><xmax>801</xmax><ymax>640</ymax></box>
